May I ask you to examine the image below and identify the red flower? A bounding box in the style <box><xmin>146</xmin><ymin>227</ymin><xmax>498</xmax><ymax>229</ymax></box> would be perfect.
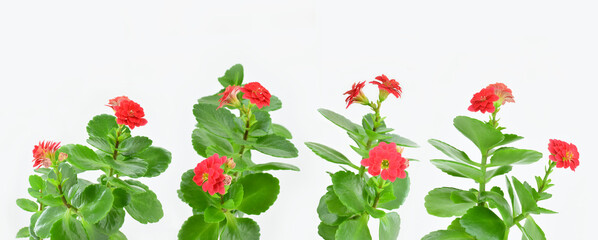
<box><xmin>240</xmin><ymin>82</ymin><xmax>271</xmax><ymax>109</ymax></box>
<box><xmin>106</xmin><ymin>96</ymin><xmax>130</xmax><ymax>110</ymax></box>
<box><xmin>111</xmin><ymin>98</ymin><xmax>148</xmax><ymax>129</ymax></box>
<box><xmin>218</xmin><ymin>85</ymin><xmax>242</xmax><ymax>109</ymax></box>
<box><xmin>487</xmin><ymin>83</ymin><xmax>514</xmax><ymax>105</ymax></box>
<box><xmin>193</xmin><ymin>154</ymin><xmax>227</xmax><ymax>195</ymax></box>
<box><xmin>370</xmin><ymin>75</ymin><xmax>402</xmax><ymax>99</ymax></box>
<box><xmin>468</xmin><ymin>86</ymin><xmax>499</xmax><ymax>113</ymax></box>
<box><xmin>548</xmin><ymin>139</ymin><xmax>580</xmax><ymax>171</ymax></box>
<box><xmin>343</xmin><ymin>81</ymin><xmax>368</xmax><ymax>108</ymax></box>
<box><xmin>32</xmin><ymin>141</ymin><xmax>61</xmax><ymax>169</ymax></box>
<box><xmin>361</xmin><ymin>142</ymin><xmax>409</xmax><ymax>182</ymax></box>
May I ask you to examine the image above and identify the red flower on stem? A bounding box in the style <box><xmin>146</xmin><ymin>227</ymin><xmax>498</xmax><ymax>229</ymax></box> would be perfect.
<box><xmin>32</xmin><ymin>141</ymin><xmax>61</xmax><ymax>169</ymax></box>
<box><xmin>240</xmin><ymin>82</ymin><xmax>271</xmax><ymax>109</ymax></box>
<box><xmin>487</xmin><ymin>83</ymin><xmax>514</xmax><ymax>105</ymax></box>
<box><xmin>468</xmin><ymin>86</ymin><xmax>499</xmax><ymax>113</ymax></box>
<box><xmin>218</xmin><ymin>85</ymin><xmax>242</xmax><ymax>109</ymax></box>
<box><xmin>361</xmin><ymin>142</ymin><xmax>409</xmax><ymax>182</ymax></box>
<box><xmin>109</xmin><ymin>97</ymin><xmax>148</xmax><ymax>129</ymax></box>
<box><xmin>343</xmin><ymin>81</ymin><xmax>368</xmax><ymax>108</ymax></box>
<box><xmin>193</xmin><ymin>154</ymin><xmax>228</xmax><ymax>195</ymax></box>
<box><xmin>548</xmin><ymin>139</ymin><xmax>580</xmax><ymax>171</ymax></box>
<box><xmin>370</xmin><ymin>75</ymin><xmax>402</xmax><ymax>99</ymax></box>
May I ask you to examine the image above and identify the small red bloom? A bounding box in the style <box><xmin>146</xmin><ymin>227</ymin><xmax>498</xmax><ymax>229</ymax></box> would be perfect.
<box><xmin>468</xmin><ymin>86</ymin><xmax>499</xmax><ymax>113</ymax></box>
<box><xmin>32</xmin><ymin>141</ymin><xmax>61</xmax><ymax>169</ymax></box>
<box><xmin>112</xmin><ymin>98</ymin><xmax>148</xmax><ymax>129</ymax></box>
<box><xmin>344</xmin><ymin>81</ymin><xmax>368</xmax><ymax>108</ymax></box>
<box><xmin>370</xmin><ymin>75</ymin><xmax>402</xmax><ymax>99</ymax></box>
<box><xmin>218</xmin><ymin>85</ymin><xmax>242</xmax><ymax>109</ymax></box>
<box><xmin>487</xmin><ymin>83</ymin><xmax>514</xmax><ymax>105</ymax></box>
<box><xmin>548</xmin><ymin>139</ymin><xmax>580</xmax><ymax>171</ymax></box>
<box><xmin>361</xmin><ymin>142</ymin><xmax>409</xmax><ymax>182</ymax></box>
<box><xmin>240</xmin><ymin>82</ymin><xmax>271</xmax><ymax>109</ymax></box>
<box><xmin>106</xmin><ymin>96</ymin><xmax>131</xmax><ymax>110</ymax></box>
<box><xmin>193</xmin><ymin>154</ymin><xmax>227</xmax><ymax>195</ymax></box>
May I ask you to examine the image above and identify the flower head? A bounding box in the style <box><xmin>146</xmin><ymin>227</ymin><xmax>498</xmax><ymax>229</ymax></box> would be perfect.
<box><xmin>370</xmin><ymin>75</ymin><xmax>402</xmax><ymax>100</ymax></box>
<box><xmin>468</xmin><ymin>86</ymin><xmax>499</xmax><ymax>113</ymax></box>
<box><xmin>110</xmin><ymin>97</ymin><xmax>148</xmax><ymax>129</ymax></box>
<box><xmin>193</xmin><ymin>154</ymin><xmax>228</xmax><ymax>195</ymax></box>
<box><xmin>240</xmin><ymin>82</ymin><xmax>271</xmax><ymax>109</ymax></box>
<box><xmin>218</xmin><ymin>85</ymin><xmax>242</xmax><ymax>109</ymax></box>
<box><xmin>548</xmin><ymin>139</ymin><xmax>580</xmax><ymax>171</ymax></box>
<box><xmin>361</xmin><ymin>142</ymin><xmax>409</xmax><ymax>182</ymax></box>
<box><xmin>487</xmin><ymin>83</ymin><xmax>514</xmax><ymax>105</ymax></box>
<box><xmin>344</xmin><ymin>81</ymin><xmax>368</xmax><ymax>108</ymax></box>
<box><xmin>32</xmin><ymin>141</ymin><xmax>61</xmax><ymax>169</ymax></box>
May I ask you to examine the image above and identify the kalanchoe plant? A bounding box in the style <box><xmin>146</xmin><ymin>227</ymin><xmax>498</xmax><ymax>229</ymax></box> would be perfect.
<box><xmin>16</xmin><ymin>96</ymin><xmax>172</xmax><ymax>240</ymax></box>
<box><xmin>177</xmin><ymin>64</ymin><xmax>299</xmax><ymax>240</ymax></box>
<box><xmin>423</xmin><ymin>83</ymin><xmax>580</xmax><ymax>240</ymax></box>
<box><xmin>305</xmin><ymin>75</ymin><xmax>418</xmax><ymax>240</ymax></box>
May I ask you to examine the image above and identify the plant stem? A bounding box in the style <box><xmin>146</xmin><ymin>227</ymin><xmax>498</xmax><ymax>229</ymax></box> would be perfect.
<box><xmin>360</xmin><ymin>102</ymin><xmax>382</xmax><ymax>177</ymax></box>
<box><xmin>372</xmin><ymin>178</ymin><xmax>385</xmax><ymax>208</ymax></box>
<box><xmin>107</xmin><ymin>125</ymin><xmax>123</xmax><ymax>188</ymax></box>
<box><xmin>478</xmin><ymin>152</ymin><xmax>489</xmax><ymax>207</ymax></box>
<box><xmin>509</xmin><ymin>160</ymin><xmax>555</xmax><ymax>227</ymax></box>
<box><xmin>237</xmin><ymin>107</ymin><xmax>252</xmax><ymax>156</ymax></box>
<box><xmin>52</xmin><ymin>166</ymin><xmax>77</xmax><ymax>212</ymax></box>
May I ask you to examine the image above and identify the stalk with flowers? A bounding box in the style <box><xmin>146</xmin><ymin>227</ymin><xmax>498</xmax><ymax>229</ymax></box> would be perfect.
<box><xmin>177</xmin><ymin>64</ymin><xmax>299</xmax><ymax>240</ymax></box>
<box><xmin>16</xmin><ymin>97</ymin><xmax>172</xmax><ymax>240</ymax></box>
<box><xmin>422</xmin><ymin>83</ymin><xmax>580</xmax><ymax>240</ymax></box>
<box><xmin>305</xmin><ymin>75</ymin><xmax>418</xmax><ymax>240</ymax></box>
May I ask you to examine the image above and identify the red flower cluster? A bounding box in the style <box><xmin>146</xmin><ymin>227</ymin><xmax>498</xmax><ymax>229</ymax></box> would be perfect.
<box><xmin>218</xmin><ymin>85</ymin><xmax>242</xmax><ymax>109</ymax></box>
<box><xmin>468</xmin><ymin>86</ymin><xmax>499</xmax><ymax>113</ymax></box>
<box><xmin>32</xmin><ymin>141</ymin><xmax>61</xmax><ymax>169</ymax></box>
<box><xmin>344</xmin><ymin>81</ymin><xmax>367</xmax><ymax>108</ymax></box>
<box><xmin>361</xmin><ymin>142</ymin><xmax>409</xmax><ymax>182</ymax></box>
<box><xmin>107</xmin><ymin>96</ymin><xmax>148</xmax><ymax>129</ymax></box>
<box><xmin>370</xmin><ymin>75</ymin><xmax>402</xmax><ymax>99</ymax></box>
<box><xmin>488</xmin><ymin>83</ymin><xmax>514</xmax><ymax>105</ymax></box>
<box><xmin>241</xmin><ymin>82</ymin><xmax>271</xmax><ymax>109</ymax></box>
<box><xmin>548</xmin><ymin>139</ymin><xmax>580</xmax><ymax>171</ymax></box>
<box><xmin>193</xmin><ymin>154</ymin><xmax>233</xmax><ymax>195</ymax></box>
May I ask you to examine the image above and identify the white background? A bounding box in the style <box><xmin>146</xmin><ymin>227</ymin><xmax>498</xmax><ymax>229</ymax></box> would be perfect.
<box><xmin>1</xmin><ymin>0</ymin><xmax>596</xmax><ymax>239</ymax></box>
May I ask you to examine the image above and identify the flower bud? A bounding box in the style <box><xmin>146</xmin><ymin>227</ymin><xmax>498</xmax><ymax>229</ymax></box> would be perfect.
<box><xmin>58</xmin><ymin>152</ymin><xmax>68</xmax><ymax>162</ymax></box>
<box><xmin>396</xmin><ymin>146</ymin><xmax>404</xmax><ymax>154</ymax></box>
<box><xmin>225</xmin><ymin>158</ymin><xmax>236</xmax><ymax>169</ymax></box>
<box><xmin>223</xmin><ymin>175</ymin><xmax>232</xmax><ymax>186</ymax></box>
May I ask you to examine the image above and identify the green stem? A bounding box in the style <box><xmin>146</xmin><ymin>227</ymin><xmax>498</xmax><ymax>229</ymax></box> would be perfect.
<box><xmin>52</xmin><ymin>166</ymin><xmax>77</xmax><ymax>212</ymax></box>
<box><xmin>360</xmin><ymin>102</ymin><xmax>382</xmax><ymax>177</ymax></box>
<box><xmin>478</xmin><ymin>152</ymin><xmax>489</xmax><ymax>207</ymax></box>
<box><xmin>372</xmin><ymin>178</ymin><xmax>385</xmax><ymax>208</ymax></box>
<box><xmin>237</xmin><ymin>107</ymin><xmax>252</xmax><ymax>156</ymax></box>
<box><xmin>107</xmin><ymin>126</ymin><xmax>123</xmax><ymax>188</ymax></box>
<box><xmin>509</xmin><ymin>160</ymin><xmax>556</xmax><ymax>228</ymax></box>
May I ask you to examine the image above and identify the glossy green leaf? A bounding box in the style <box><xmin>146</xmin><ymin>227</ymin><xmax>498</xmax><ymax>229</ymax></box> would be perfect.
<box><xmin>324</xmin><ymin>190</ymin><xmax>353</xmax><ymax>217</ymax></box>
<box><xmin>87</xmin><ymin>114</ymin><xmax>118</xmax><ymax>139</ymax></box>
<box><xmin>16</xmin><ymin>198</ymin><xmax>38</xmax><ymax>212</ymax></box>
<box><xmin>505</xmin><ymin>176</ymin><xmax>521</xmax><ymax>216</ymax></box>
<box><xmin>124</xmin><ymin>180</ymin><xmax>163</xmax><ymax>224</ymax></box>
<box><xmin>191</xmin><ymin>127</ymin><xmax>211</xmax><ymax>158</ymax></box>
<box><xmin>73</xmin><ymin>184</ymin><xmax>114</xmax><ymax>224</ymax></box>
<box><xmin>318</xmin><ymin>222</ymin><xmax>338</xmax><ymax>240</ymax></box>
<box><xmin>460</xmin><ymin>206</ymin><xmax>506</xmax><ymax>240</ymax></box>
<box><xmin>109</xmin><ymin>231</ymin><xmax>127</xmax><ymax>240</ymax></box>
<box><xmin>425</xmin><ymin>187</ymin><xmax>476</xmax><ymax>217</ymax></box>
<box><xmin>317</xmin><ymin>193</ymin><xmax>348</xmax><ymax>226</ymax></box>
<box><xmin>254</xmin><ymin>135</ymin><xmax>298</xmax><ymax>158</ymax></box>
<box><xmin>34</xmin><ymin>206</ymin><xmax>67</xmax><ymax>238</ymax></box>
<box><xmin>335</xmin><ymin>216</ymin><xmax>372</xmax><ymax>240</ymax></box>
<box><xmin>221</xmin><ymin>217</ymin><xmax>260</xmax><ymax>240</ymax></box>
<box><xmin>271</xmin><ymin>123</ymin><xmax>292</xmax><ymax>139</ymax></box>
<box><xmin>489</xmin><ymin>148</ymin><xmax>542</xmax><ymax>167</ymax></box>
<box><xmin>482</xmin><ymin>191</ymin><xmax>513</xmax><ymax>226</ymax></box>
<box><xmin>204</xmin><ymin>206</ymin><xmax>226</xmax><ymax>223</ymax></box>
<box><xmin>318</xmin><ymin>108</ymin><xmax>363</xmax><ymax>134</ymax></box>
<box><xmin>495</xmin><ymin>134</ymin><xmax>523</xmax><ymax>147</ymax></box>
<box><xmin>521</xmin><ymin>216</ymin><xmax>546</xmax><ymax>240</ymax></box>
<box><xmin>137</xmin><ymin>146</ymin><xmax>171</xmax><ymax>177</ymax></box>
<box><xmin>249</xmin><ymin>162</ymin><xmax>300</xmax><ymax>171</ymax></box>
<box><xmin>365</xmin><ymin>205</ymin><xmax>386</xmax><ymax>218</ymax></box>
<box><xmin>237</xmin><ymin>173</ymin><xmax>280</xmax><ymax>215</ymax></box>
<box><xmin>29</xmin><ymin>175</ymin><xmax>44</xmax><ymax>190</ymax></box>
<box><xmin>331</xmin><ymin>171</ymin><xmax>367</xmax><ymax>213</ymax></box>
<box><xmin>193</xmin><ymin>103</ymin><xmax>238</xmax><ymax>138</ymax></box>
<box><xmin>61</xmin><ymin>144</ymin><xmax>107</xmax><ymax>171</ymax></box>
<box><xmin>428</xmin><ymin>139</ymin><xmax>477</xmax><ymax>166</ymax></box>
<box><xmin>95</xmin><ymin>208</ymin><xmax>125</xmax><ymax>235</ymax></box>
<box><xmin>87</xmin><ymin>137</ymin><xmax>113</xmax><ymax>154</ymax></box>
<box><xmin>450</xmin><ymin>190</ymin><xmax>477</xmax><ymax>204</ymax></box>
<box><xmin>103</xmin><ymin>156</ymin><xmax>148</xmax><ymax>178</ymax></box>
<box><xmin>305</xmin><ymin>142</ymin><xmax>358</xmax><ymax>169</ymax></box>
<box><xmin>179</xmin><ymin>169</ymin><xmax>212</xmax><ymax>211</ymax></box>
<box><xmin>16</xmin><ymin>227</ymin><xmax>30</xmax><ymax>238</ymax></box>
<box><xmin>512</xmin><ymin>177</ymin><xmax>538</xmax><ymax>214</ymax></box>
<box><xmin>453</xmin><ymin>116</ymin><xmax>504</xmax><ymax>153</ymax></box>
<box><xmin>49</xmin><ymin>216</ymin><xmax>89</xmax><ymax>240</ymax></box>
<box><xmin>259</xmin><ymin>95</ymin><xmax>282</xmax><ymax>112</ymax></box>
<box><xmin>107</xmin><ymin>178</ymin><xmax>144</xmax><ymax>195</ymax></box>
<box><xmin>178</xmin><ymin>215</ymin><xmax>219</xmax><ymax>240</ymax></box>
<box><xmin>378</xmin><ymin>172</ymin><xmax>410</xmax><ymax>210</ymax></box>
<box><xmin>111</xmin><ymin>188</ymin><xmax>131</xmax><ymax>208</ymax></box>
<box><xmin>382</xmin><ymin>134</ymin><xmax>419</xmax><ymax>148</ymax></box>
<box><xmin>379</xmin><ymin>212</ymin><xmax>401</xmax><ymax>240</ymax></box>
<box><xmin>222</xmin><ymin>183</ymin><xmax>244</xmax><ymax>209</ymax></box>
<box><xmin>249</xmin><ymin>110</ymin><xmax>271</xmax><ymax>137</ymax></box>
<box><xmin>431</xmin><ymin>159</ymin><xmax>482</xmax><ymax>183</ymax></box>
<box><xmin>485</xmin><ymin>165</ymin><xmax>513</xmax><ymax>181</ymax></box>
<box><xmin>118</xmin><ymin>136</ymin><xmax>152</xmax><ymax>156</ymax></box>
<box><xmin>447</xmin><ymin>218</ymin><xmax>466</xmax><ymax>232</ymax></box>
<box><xmin>218</xmin><ymin>64</ymin><xmax>244</xmax><ymax>87</ymax></box>
<box><xmin>422</xmin><ymin>230</ymin><xmax>475</xmax><ymax>240</ymax></box>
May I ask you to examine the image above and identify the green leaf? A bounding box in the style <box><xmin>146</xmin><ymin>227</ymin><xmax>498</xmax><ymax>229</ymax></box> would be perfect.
<box><xmin>521</xmin><ymin>216</ymin><xmax>546</xmax><ymax>240</ymax></box>
<box><xmin>331</xmin><ymin>171</ymin><xmax>367</xmax><ymax>213</ymax></box>
<box><xmin>29</xmin><ymin>175</ymin><xmax>45</xmax><ymax>190</ymax></box>
<box><xmin>34</xmin><ymin>206</ymin><xmax>67</xmax><ymax>238</ymax></box>
<box><xmin>137</xmin><ymin>146</ymin><xmax>171</xmax><ymax>178</ymax></box>
<box><xmin>87</xmin><ymin>137</ymin><xmax>113</xmax><ymax>154</ymax></box>
<box><xmin>512</xmin><ymin>177</ymin><xmax>538</xmax><ymax>214</ymax></box>
<box><xmin>111</xmin><ymin>188</ymin><xmax>131</xmax><ymax>208</ymax></box>
<box><xmin>305</xmin><ymin>142</ymin><xmax>358</xmax><ymax>169</ymax></box>
<box><xmin>422</xmin><ymin>230</ymin><xmax>475</xmax><ymax>240</ymax></box>
<box><xmin>254</xmin><ymin>135</ymin><xmax>298</xmax><ymax>158</ymax></box>
<box><xmin>72</xmin><ymin>184</ymin><xmax>114</xmax><ymax>224</ymax></box>
<box><xmin>16</xmin><ymin>227</ymin><xmax>30</xmax><ymax>238</ymax></box>
<box><xmin>103</xmin><ymin>155</ymin><xmax>148</xmax><ymax>178</ymax></box>
<box><xmin>447</xmin><ymin>218</ymin><xmax>466</xmax><ymax>232</ymax></box>
<box><xmin>179</xmin><ymin>169</ymin><xmax>212</xmax><ymax>211</ymax></box>
<box><xmin>324</xmin><ymin>190</ymin><xmax>353</xmax><ymax>217</ymax></box>
<box><xmin>428</xmin><ymin>139</ymin><xmax>477</xmax><ymax>166</ymax></box>
<box><xmin>29</xmin><ymin>212</ymin><xmax>41</xmax><ymax>239</ymax></box>
<box><xmin>318</xmin><ymin>108</ymin><xmax>363</xmax><ymax>134</ymax></box>
<box><xmin>218</xmin><ymin>64</ymin><xmax>244</xmax><ymax>87</ymax></box>
<box><xmin>50</xmin><ymin>216</ymin><xmax>89</xmax><ymax>240</ymax></box>
<box><xmin>237</xmin><ymin>173</ymin><xmax>280</xmax><ymax>215</ymax></box>
<box><xmin>378</xmin><ymin>172</ymin><xmax>410</xmax><ymax>210</ymax></box>
<box><xmin>425</xmin><ymin>187</ymin><xmax>476</xmax><ymax>217</ymax></box>
<box><xmin>382</xmin><ymin>134</ymin><xmax>419</xmax><ymax>148</ymax></box>
<box><xmin>222</xmin><ymin>183</ymin><xmax>244</xmax><ymax>209</ymax></box>
<box><xmin>271</xmin><ymin>123</ymin><xmax>292</xmax><ymax>139</ymax></box>
<box><xmin>450</xmin><ymin>190</ymin><xmax>477</xmax><ymax>204</ymax></box>
<box><xmin>95</xmin><ymin>208</ymin><xmax>125</xmax><ymax>235</ymax></box>
<box><xmin>453</xmin><ymin>116</ymin><xmax>504</xmax><ymax>153</ymax></box>
<box><xmin>459</xmin><ymin>206</ymin><xmax>506</xmax><ymax>240</ymax></box>
<box><xmin>249</xmin><ymin>162</ymin><xmax>300</xmax><ymax>171</ymax></box>
<box><xmin>505</xmin><ymin>177</ymin><xmax>521</xmax><ymax>216</ymax></box>
<box><xmin>61</xmin><ymin>144</ymin><xmax>107</xmax><ymax>171</ymax></box>
<box><xmin>124</xmin><ymin>180</ymin><xmax>163</xmax><ymax>224</ymax></box>
<box><xmin>335</xmin><ymin>216</ymin><xmax>372</xmax><ymax>240</ymax></box>
<box><xmin>16</xmin><ymin>198</ymin><xmax>38</xmax><ymax>212</ymax></box>
<box><xmin>66</xmin><ymin>179</ymin><xmax>93</xmax><ymax>204</ymax></box>
<box><xmin>191</xmin><ymin>128</ymin><xmax>214</xmax><ymax>157</ymax></box>
<box><xmin>177</xmin><ymin>215</ymin><xmax>219</xmax><ymax>240</ymax></box>
<box><xmin>485</xmin><ymin>165</ymin><xmax>513</xmax><ymax>181</ymax></box>
<box><xmin>260</xmin><ymin>95</ymin><xmax>282</xmax><ymax>112</ymax></box>
<box><xmin>118</xmin><ymin>136</ymin><xmax>152</xmax><ymax>156</ymax></box>
<box><xmin>87</xmin><ymin>114</ymin><xmax>118</xmax><ymax>139</ymax></box>
<box><xmin>318</xmin><ymin>222</ymin><xmax>338</xmax><ymax>240</ymax></box>
<box><xmin>317</xmin><ymin>193</ymin><xmax>348</xmax><ymax>226</ymax></box>
<box><xmin>221</xmin><ymin>217</ymin><xmax>260</xmax><ymax>240</ymax></box>
<box><xmin>204</xmin><ymin>206</ymin><xmax>226</xmax><ymax>223</ymax></box>
<box><xmin>489</xmin><ymin>148</ymin><xmax>543</xmax><ymax>167</ymax></box>
<box><xmin>430</xmin><ymin>159</ymin><xmax>482</xmax><ymax>183</ymax></box>
<box><xmin>495</xmin><ymin>134</ymin><xmax>523</xmax><ymax>147</ymax></box>
<box><xmin>365</xmin><ymin>205</ymin><xmax>386</xmax><ymax>218</ymax></box>
<box><xmin>109</xmin><ymin>231</ymin><xmax>127</xmax><ymax>240</ymax></box>
<box><xmin>482</xmin><ymin>191</ymin><xmax>513</xmax><ymax>226</ymax></box>
<box><xmin>107</xmin><ymin>178</ymin><xmax>145</xmax><ymax>195</ymax></box>
<box><xmin>193</xmin><ymin>103</ymin><xmax>238</xmax><ymax>139</ymax></box>
<box><xmin>249</xmin><ymin>110</ymin><xmax>271</xmax><ymax>137</ymax></box>
<box><xmin>379</xmin><ymin>212</ymin><xmax>400</xmax><ymax>240</ymax></box>
<box><xmin>197</xmin><ymin>93</ymin><xmax>221</xmax><ymax>106</ymax></box>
